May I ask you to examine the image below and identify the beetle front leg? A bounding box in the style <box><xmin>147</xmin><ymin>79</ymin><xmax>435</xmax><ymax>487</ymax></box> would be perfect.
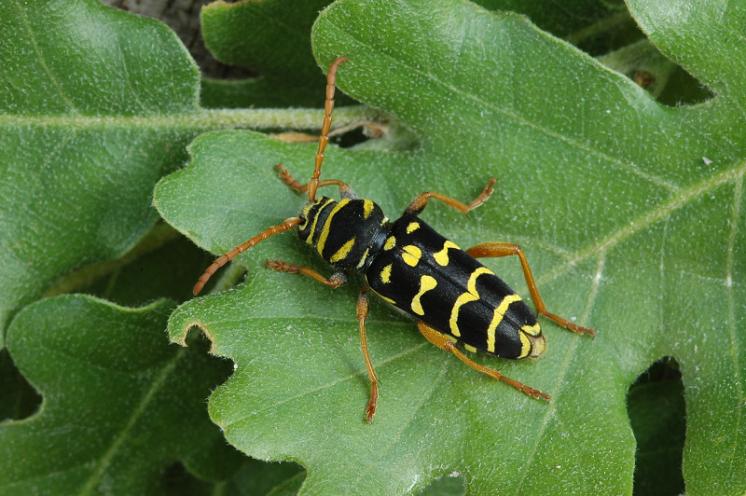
<box><xmin>265</xmin><ymin>260</ymin><xmax>347</xmax><ymax>288</ymax></box>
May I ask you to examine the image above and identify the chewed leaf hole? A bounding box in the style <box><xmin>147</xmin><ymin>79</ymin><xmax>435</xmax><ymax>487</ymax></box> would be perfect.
<box><xmin>627</xmin><ymin>357</ymin><xmax>685</xmax><ymax>496</ymax></box>
<box><xmin>0</xmin><ymin>349</ymin><xmax>42</xmax><ymax>421</ymax></box>
<box><xmin>561</xmin><ymin>1</ymin><xmax>714</xmax><ymax>107</ymax></box>
<box><xmin>184</xmin><ymin>324</ymin><xmax>232</xmax><ymax>364</ymax></box>
<box><xmin>598</xmin><ymin>39</ymin><xmax>713</xmax><ymax>107</ymax></box>
<box><xmin>332</xmin><ymin>124</ymin><xmax>374</xmax><ymax>149</ymax></box>
<box><xmin>417</xmin><ymin>472</ymin><xmax>466</xmax><ymax>495</ymax></box>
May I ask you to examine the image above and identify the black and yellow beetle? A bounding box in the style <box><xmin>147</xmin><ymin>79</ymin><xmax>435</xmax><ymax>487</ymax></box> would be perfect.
<box><xmin>194</xmin><ymin>57</ymin><xmax>595</xmax><ymax>422</ymax></box>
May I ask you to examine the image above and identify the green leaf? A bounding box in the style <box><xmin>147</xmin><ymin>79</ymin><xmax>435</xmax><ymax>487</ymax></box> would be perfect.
<box><xmin>0</xmin><ymin>0</ymin><xmax>377</xmax><ymax>343</ymax></box>
<box><xmin>627</xmin><ymin>0</ymin><xmax>746</xmax><ymax>108</ymax></box>
<box><xmin>223</xmin><ymin>460</ymin><xmax>304</xmax><ymax>496</ymax></box>
<box><xmin>0</xmin><ymin>0</ymin><xmax>203</xmax><ymax>346</ymax></box>
<box><xmin>200</xmin><ymin>0</ymin><xmax>338</xmax><ymax>108</ymax></box>
<box><xmin>0</xmin><ymin>0</ymin><xmax>189</xmax><ymax>341</ymax></box>
<box><xmin>476</xmin><ymin>0</ymin><xmax>629</xmax><ymax>40</ymax></box>
<box><xmin>0</xmin><ymin>295</ymin><xmax>233</xmax><ymax>494</ymax></box>
<box><xmin>198</xmin><ymin>0</ymin><xmax>633</xmax><ymax>109</ymax></box>
<box><xmin>154</xmin><ymin>0</ymin><xmax>745</xmax><ymax>493</ymax></box>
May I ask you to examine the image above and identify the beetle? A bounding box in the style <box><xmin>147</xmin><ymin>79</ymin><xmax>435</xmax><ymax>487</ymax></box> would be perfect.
<box><xmin>193</xmin><ymin>57</ymin><xmax>595</xmax><ymax>422</ymax></box>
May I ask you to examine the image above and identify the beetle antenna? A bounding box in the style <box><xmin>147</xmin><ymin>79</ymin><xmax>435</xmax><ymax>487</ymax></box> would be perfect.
<box><xmin>193</xmin><ymin>217</ymin><xmax>301</xmax><ymax>295</ymax></box>
<box><xmin>307</xmin><ymin>56</ymin><xmax>348</xmax><ymax>202</ymax></box>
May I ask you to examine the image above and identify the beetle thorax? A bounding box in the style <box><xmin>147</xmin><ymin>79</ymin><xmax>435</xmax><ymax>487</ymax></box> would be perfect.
<box><xmin>297</xmin><ymin>197</ymin><xmax>389</xmax><ymax>271</ymax></box>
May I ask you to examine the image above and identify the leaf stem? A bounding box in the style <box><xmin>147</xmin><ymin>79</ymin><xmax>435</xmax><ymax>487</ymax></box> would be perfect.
<box><xmin>0</xmin><ymin>106</ymin><xmax>384</xmax><ymax>131</ymax></box>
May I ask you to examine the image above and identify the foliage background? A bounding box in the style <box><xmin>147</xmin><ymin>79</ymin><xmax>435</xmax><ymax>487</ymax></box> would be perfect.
<box><xmin>0</xmin><ymin>0</ymin><xmax>743</xmax><ymax>495</ymax></box>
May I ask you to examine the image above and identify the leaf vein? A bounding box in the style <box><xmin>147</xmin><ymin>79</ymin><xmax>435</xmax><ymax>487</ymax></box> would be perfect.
<box><xmin>725</xmin><ymin>170</ymin><xmax>744</xmax><ymax>482</ymax></box>
<box><xmin>537</xmin><ymin>159</ymin><xmax>746</xmax><ymax>287</ymax></box>
<box><xmin>513</xmin><ymin>254</ymin><xmax>605</xmax><ymax>494</ymax></box>
<box><xmin>223</xmin><ymin>342</ymin><xmax>430</xmax><ymax>430</ymax></box>
<box><xmin>11</xmin><ymin>0</ymin><xmax>78</xmax><ymax>112</ymax></box>
<box><xmin>77</xmin><ymin>349</ymin><xmax>187</xmax><ymax>495</ymax></box>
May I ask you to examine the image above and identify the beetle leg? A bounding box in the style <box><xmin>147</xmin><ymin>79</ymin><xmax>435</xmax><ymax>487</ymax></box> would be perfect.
<box><xmin>466</xmin><ymin>242</ymin><xmax>595</xmax><ymax>336</ymax></box>
<box><xmin>405</xmin><ymin>178</ymin><xmax>496</xmax><ymax>215</ymax></box>
<box><xmin>357</xmin><ymin>287</ymin><xmax>379</xmax><ymax>423</ymax></box>
<box><xmin>265</xmin><ymin>260</ymin><xmax>347</xmax><ymax>288</ymax></box>
<box><xmin>417</xmin><ymin>321</ymin><xmax>549</xmax><ymax>401</ymax></box>
<box><xmin>274</xmin><ymin>164</ymin><xmax>354</xmax><ymax>199</ymax></box>
<box><xmin>193</xmin><ymin>217</ymin><xmax>301</xmax><ymax>295</ymax></box>
<box><xmin>307</xmin><ymin>57</ymin><xmax>349</xmax><ymax>201</ymax></box>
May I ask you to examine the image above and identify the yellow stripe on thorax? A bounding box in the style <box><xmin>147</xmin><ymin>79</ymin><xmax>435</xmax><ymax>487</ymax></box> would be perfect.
<box><xmin>299</xmin><ymin>203</ymin><xmax>312</xmax><ymax>230</ymax></box>
<box><xmin>330</xmin><ymin>237</ymin><xmax>356</xmax><ymax>262</ymax></box>
<box><xmin>411</xmin><ymin>275</ymin><xmax>437</xmax><ymax>315</ymax></box>
<box><xmin>305</xmin><ymin>198</ymin><xmax>334</xmax><ymax>245</ymax></box>
<box><xmin>449</xmin><ymin>267</ymin><xmax>494</xmax><ymax>337</ymax></box>
<box><xmin>316</xmin><ymin>198</ymin><xmax>350</xmax><ymax>255</ymax></box>
<box><xmin>363</xmin><ymin>199</ymin><xmax>374</xmax><ymax>219</ymax></box>
<box><xmin>486</xmin><ymin>294</ymin><xmax>522</xmax><ymax>353</ymax></box>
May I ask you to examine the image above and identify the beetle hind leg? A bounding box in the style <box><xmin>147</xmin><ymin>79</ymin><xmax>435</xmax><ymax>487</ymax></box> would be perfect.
<box><xmin>466</xmin><ymin>242</ymin><xmax>595</xmax><ymax>337</ymax></box>
<box><xmin>357</xmin><ymin>288</ymin><xmax>379</xmax><ymax>423</ymax></box>
<box><xmin>416</xmin><ymin>322</ymin><xmax>550</xmax><ymax>401</ymax></box>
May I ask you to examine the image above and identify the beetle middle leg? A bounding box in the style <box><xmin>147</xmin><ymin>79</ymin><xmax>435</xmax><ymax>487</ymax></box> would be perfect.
<box><xmin>406</xmin><ymin>178</ymin><xmax>496</xmax><ymax>215</ymax></box>
<box><xmin>416</xmin><ymin>322</ymin><xmax>549</xmax><ymax>401</ymax></box>
<box><xmin>266</xmin><ymin>262</ymin><xmax>377</xmax><ymax>422</ymax></box>
<box><xmin>466</xmin><ymin>242</ymin><xmax>595</xmax><ymax>336</ymax></box>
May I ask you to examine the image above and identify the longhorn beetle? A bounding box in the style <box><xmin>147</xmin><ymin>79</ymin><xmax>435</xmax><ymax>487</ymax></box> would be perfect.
<box><xmin>194</xmin><ymin>57</ymin><xmax>595</xmax><ymax>423</ymax></box>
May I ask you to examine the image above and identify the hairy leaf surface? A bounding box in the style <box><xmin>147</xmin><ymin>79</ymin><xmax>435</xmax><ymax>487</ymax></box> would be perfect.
<box><xmin>0</xmin><ymin>295</ymin><xmax>232</xmax><ymax>494</ymax></box>
<box><xmin>0</xmin><ymin>0</ymin><xmax>369</xmax><ymax>343</ymax></box>
<box><xmin>159</xmin><ymin>0</ymin><xmax>744</xmax><ymax>494</ymax></box>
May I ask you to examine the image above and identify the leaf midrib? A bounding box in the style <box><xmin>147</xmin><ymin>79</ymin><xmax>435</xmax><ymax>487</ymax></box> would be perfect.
<box><xmin>77</xmin><ymin>349</ymin><xmax>187</xmax><ymax>496</ymax></box>
<box><xmin>513</xmin><ymin>255</ymin><xmax>607</xmax><ymax>494</ymax></box>
<box><xmin>0</xmin><ymin>107</ymin><xmax>376</xmax><ymax>131</ymax></box>
<box><xmin>536</xmin><ymin>158</ymin><xmax>746</xmax><ymax>288</ymax></box>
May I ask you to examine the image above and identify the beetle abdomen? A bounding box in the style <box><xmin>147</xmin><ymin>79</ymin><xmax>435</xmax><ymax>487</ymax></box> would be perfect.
<box><xmin>365</xmin><ymin>214</ymin><xmax>545</xmax><ymax>359</ymax></box>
